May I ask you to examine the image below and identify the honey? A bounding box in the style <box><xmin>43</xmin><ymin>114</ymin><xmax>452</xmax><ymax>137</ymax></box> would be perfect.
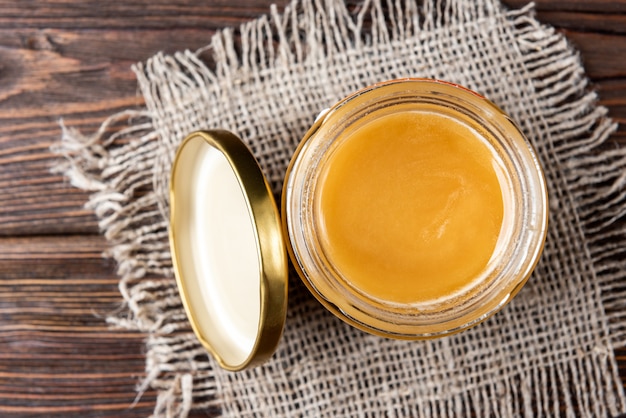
<box><xmin>315</xmin><ymin>110</ymin><xmax>504</xmax><ymax>305</ymax></box>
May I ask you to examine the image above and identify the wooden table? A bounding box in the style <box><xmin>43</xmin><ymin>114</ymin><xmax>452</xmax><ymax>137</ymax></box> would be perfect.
<box><xmin>1</xmin><ymin>1</ymin><xmax>624</xmax><ymax>416</ymax></box>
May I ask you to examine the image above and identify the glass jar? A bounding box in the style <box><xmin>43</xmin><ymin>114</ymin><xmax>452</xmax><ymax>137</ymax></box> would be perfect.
<box><xmin>282</xmin><ymin>78</ymin><xmax>548</xmax><ymax>339</ymax></box>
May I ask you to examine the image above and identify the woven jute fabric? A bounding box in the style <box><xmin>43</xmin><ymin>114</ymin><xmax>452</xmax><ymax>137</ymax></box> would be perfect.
<box><xmin>55</xmin><ymin>0</ymin><xmax>626</xmax><ymax>416</ymax></box>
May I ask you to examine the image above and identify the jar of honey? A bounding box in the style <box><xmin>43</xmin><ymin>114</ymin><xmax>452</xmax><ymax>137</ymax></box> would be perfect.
<box><xmin>282</xmin><ymin>78</ymin><xmax>548</xmax><ymax>339</ymax></box>
<box><xmin>169</xmin><ymin>79</ymin><xmax>548</xmax><ymax>370</ymax></box>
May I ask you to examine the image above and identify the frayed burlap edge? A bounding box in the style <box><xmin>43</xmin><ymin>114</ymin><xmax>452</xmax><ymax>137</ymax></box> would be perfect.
<box><xmin>52</xmin><ymin>0</ymin><xmax>626</xmax><ymax>416</ymax></box>
<box><xmin>511</xmin><ymin>4</ymin><xmax>626</xmax><ymax>341</ymax></box>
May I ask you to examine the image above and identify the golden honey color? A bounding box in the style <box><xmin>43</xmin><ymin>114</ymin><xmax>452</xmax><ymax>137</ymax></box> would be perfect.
<box><xmin>315</xmin><ymin>110</ymin><xmax>505</xmax><ymax>305</ymax></box>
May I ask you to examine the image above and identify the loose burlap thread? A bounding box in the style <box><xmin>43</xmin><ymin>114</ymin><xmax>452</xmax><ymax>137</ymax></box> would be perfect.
<box><xmin>54</xmin><ymin>0</ymin><xmax>626</xmax><ymax>416</ymax></box>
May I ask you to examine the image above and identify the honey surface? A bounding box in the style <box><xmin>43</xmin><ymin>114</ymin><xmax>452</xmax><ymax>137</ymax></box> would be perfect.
<box><xmin>316</xmin><ymin>110</ymin><xmax>504</xmax><ymax>304</ymax></box>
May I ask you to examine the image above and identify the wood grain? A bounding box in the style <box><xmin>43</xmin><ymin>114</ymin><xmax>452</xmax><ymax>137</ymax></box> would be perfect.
<box><xmin>0</xmin><ymin>0</ymin><xmax>625</xmax><ymax>416</ymax></box>
<box><xmin>0</xmin><ymin>1</ymin><xmax>282</xmax><ymax>29</ymax></box>
<box><xmin>0</xmin><ymin>235</ymin><xmax>156</xmax><ymax>417</ymax></box>
<box><xmin>504</xmin><ymin>0</ymin><xmax>626</xmax><ymax>12</ymax></box>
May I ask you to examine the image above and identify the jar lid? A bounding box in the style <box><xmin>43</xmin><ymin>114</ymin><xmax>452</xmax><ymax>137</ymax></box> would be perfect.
<box><xmin>169</xmin><ymin>130</ymin><xmax>288</xmax><ymax>371</ymax></box>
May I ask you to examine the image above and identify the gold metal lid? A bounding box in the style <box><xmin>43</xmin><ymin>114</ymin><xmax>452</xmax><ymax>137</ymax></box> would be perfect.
<box><xmin>169</xmin><ymin>130</ymin><xmax>288</xmax><ymax>371</ymax></box>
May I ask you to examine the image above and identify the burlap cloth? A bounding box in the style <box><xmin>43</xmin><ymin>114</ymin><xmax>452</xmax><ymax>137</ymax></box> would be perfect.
<box><xmin>55</xmin><ymin>0</ymin><xmax>626</xmax><ymax>416</ymax></box>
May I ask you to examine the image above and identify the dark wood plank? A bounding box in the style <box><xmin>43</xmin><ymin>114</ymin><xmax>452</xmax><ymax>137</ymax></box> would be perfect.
<box><xmin>565</xmin><ymin>31</ymin><xmax>626</xmax><ymax>79</ymax></box>
<box><xmin>534</xmin><ymin>11</ymin><xmax>626</xmax><ymax>34</ymax></box>
<box><xmin>0</xmin><ymin>0</ymin><xmax>282</xmax><ymax>30</ymax></box>
<box><xmin>504</xmin><ymin>0</ymin><xmax>626</xmax><ymax>13</ymax></box>
<box><xmin>0</xmin><ymin>235</ymin><xmax>156</xmax><ymax>417</ymax></box>
<box><xmin>597</xmin><ymin>79</ymin><xmax>626</xmax><ymax>124</ymax></box>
